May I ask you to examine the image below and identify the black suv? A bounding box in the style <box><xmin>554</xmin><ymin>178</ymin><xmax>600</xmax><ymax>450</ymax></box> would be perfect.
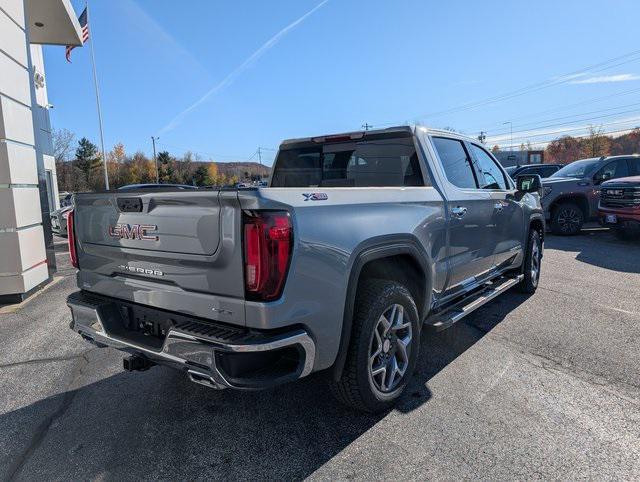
<box><xmin>505</xmin><ymin>163</ymin><xmax>562</xmax><ymax>180</ymax></box>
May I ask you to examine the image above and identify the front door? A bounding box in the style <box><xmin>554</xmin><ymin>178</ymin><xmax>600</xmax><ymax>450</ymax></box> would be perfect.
<box><xmin>468</xmin><ymin>143</ymin><xmax>524</xmax><ymax>269</ymax></box>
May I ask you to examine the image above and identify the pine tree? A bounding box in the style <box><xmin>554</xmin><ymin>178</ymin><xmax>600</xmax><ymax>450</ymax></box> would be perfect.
<box><xmin>74</xmin><ymin>137</ymin><xmax>100</xmax><ymax>173</ymax></box>
<box><xmin>193</xmin><ymin>165</ymin><xmax>208</xmax><ymax>186</ymax></box>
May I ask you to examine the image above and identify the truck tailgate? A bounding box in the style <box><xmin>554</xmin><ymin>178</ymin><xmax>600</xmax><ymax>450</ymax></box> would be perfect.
<box><xmin>73</xmin><ymin>190</ymin><xmax>246</xmax><ymax>308</ymax></box>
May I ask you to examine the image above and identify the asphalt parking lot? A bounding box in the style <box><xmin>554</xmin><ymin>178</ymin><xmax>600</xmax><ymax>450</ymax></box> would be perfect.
<box><xmin>0</xmin><ymin>229</ymin><xmax>638</xmax><ymax>480</ymax></box>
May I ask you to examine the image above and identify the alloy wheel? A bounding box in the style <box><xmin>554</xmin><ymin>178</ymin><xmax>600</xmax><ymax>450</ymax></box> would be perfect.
<box><xmin>556</xmin><ymin>208</ymin><xmax>581</xmax><ymax>233</ymax></box>
<box><xmin>531</xmin><ymin>237</ymin><xmax>541</xmax><ymax>287</ymax></box>
<box><xmin>368</xmin><ymin>304</ymin><xmax>413</xmax><ymax>393</ymax></box>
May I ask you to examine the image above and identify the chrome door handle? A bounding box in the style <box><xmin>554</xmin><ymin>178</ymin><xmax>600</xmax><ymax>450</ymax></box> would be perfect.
<box><xmin>451</xmin><ymin>206</ymin><xmax>467</xmax><ymax>218</ymax></box>
<box><xmin>494</xmin><ymin>202</ymin><xmax>504</xmax><ymax>211</ymax></box>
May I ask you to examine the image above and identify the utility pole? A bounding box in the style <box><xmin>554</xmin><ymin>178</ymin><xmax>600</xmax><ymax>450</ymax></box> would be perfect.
<box><xmin>503</xmin><ymin>121</ymin><xmax>513</xmax><ymax>151</ymax></box>
<box><xmin>151</xmin><ymin>136</ymin><xmax>159</xmax><ymax>183</ymax></box>
<box><xmin>362</xmin><ymin>123</ymin><xmax>373</xmax><ymax>131</ymax></box>
<box><xmin>257</xmin><ymin>147</ymin><xmax>262</xmax><ymax>166</ymax></box>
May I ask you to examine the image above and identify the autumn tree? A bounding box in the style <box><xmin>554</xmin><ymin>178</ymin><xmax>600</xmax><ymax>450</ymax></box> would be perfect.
<box><xmin>105</xmin><ymin>143</ymin><xmax>126</xmax><ymax>187</ymax></box>
<box><xmin>610</xmin><ymin>128</ymin><xmax>640</xmax><ymax>155</ymax></box>
<box><xmin>545</xmin><ymin>136</ymin><xmax>583</xmax><ymax>164</ymax></box>
<box><xmin>582</xmin><ymin>126</ymin><xmax>611</xmax><ymax>158</ymax></box>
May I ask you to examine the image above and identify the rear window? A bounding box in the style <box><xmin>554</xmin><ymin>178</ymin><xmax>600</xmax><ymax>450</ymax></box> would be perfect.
<box><xmin>270</xmin><ymin>137</ymin><xmax>427</xmax><ymax>187</ymax></box>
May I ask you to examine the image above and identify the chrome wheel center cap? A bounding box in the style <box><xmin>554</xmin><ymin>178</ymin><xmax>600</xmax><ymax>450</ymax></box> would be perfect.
<box><xmin>383</xmin><ymin>339</ymin><xmax>391</xmax><ymax>353</ymax></box>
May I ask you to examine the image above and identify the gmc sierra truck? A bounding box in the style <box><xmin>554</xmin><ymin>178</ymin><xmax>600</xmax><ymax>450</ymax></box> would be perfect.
<box><xmin>66</xmin><ymin>126</ymin><xmax>545</xmax><ymax>412</ymax></box>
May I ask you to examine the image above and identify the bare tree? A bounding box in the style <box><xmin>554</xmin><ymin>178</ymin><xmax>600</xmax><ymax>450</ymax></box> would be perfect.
<box><xmin>52</xmin><ymin>128</ymin><xmax>76</xmax><ymax>163</ymax></box>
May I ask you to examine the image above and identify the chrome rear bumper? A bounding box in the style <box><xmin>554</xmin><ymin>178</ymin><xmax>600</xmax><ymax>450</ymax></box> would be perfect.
<box><xmin>67</xmin><ymin>291</ymin><xmax>315</xmax><ymax>390</ymax></box>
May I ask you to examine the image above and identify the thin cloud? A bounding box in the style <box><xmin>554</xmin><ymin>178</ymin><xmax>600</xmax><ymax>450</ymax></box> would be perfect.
<box><xmin>158</xmin><ymin>0</ymin><xmax>329</xmax><ymax>135</ymax></box>
<box><xmin>120</xmin><ymin>0</ymin><xmax>210</xmax><ymax>79</ymax></box>
<box><xmin>570</xmin><ymin>73</ymin><xmax>640</xmax><ymax>84</ymax></box>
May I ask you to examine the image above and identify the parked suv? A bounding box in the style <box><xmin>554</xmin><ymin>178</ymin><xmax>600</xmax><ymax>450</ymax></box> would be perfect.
<box><xmin>599</xmin><ymin>175</ymin><xmax>640</xmax><ymax>238</ymax></box>
<box><xmin>542</xmin><ymin>155</ymin><xmax>640</xmax><ymax>235</ymax></box>
<box><xmin>504</xmin><ymin>163</ymin><xmax>562</xmax><ymax>180</ymax></box>
<box><xmin>66</xmin><ymin>126</ymin><xmax>545</xmax><ymax>412</ymax></box>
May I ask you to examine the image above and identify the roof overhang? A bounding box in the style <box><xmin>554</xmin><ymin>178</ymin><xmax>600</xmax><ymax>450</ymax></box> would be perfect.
<box><xmin>26</xmin><ymin>0</ymin><xmax>83</xmax><ymax>46</ymax></box>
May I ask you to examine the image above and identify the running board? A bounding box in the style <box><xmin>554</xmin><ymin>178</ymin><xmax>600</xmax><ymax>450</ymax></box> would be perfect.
<box><xmin>425</xmin><ymin>274</ymin><xmax>524</xmax><ymax>331</ymax></box>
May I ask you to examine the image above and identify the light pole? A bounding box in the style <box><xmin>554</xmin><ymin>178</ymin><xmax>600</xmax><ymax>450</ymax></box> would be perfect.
<box><xmin>151</xmin><ymin>136</ymin><xmax>159</xmax><ymax>183</ymax></box>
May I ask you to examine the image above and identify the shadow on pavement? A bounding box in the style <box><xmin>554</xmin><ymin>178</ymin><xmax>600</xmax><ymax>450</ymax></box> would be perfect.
<box><xmin>1</xmin><ymin>292</ymin><xmax>530</xmax><ymax>480</ymax></box>
<box><xmin>545</xmin><ymin>228</ymin><xmax>640</xmax><ymax>274</ymax></box>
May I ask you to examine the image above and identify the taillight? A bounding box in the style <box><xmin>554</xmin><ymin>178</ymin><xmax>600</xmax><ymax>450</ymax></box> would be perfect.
<box><xmin>67</xmin><ymin>209</ymin><xmax>79</xmax><ymax>268</ymax></box>
<box><xmin>243</xmin><ymin>211</ymin><xmax>292</xmax><ymax>301</ymax></box>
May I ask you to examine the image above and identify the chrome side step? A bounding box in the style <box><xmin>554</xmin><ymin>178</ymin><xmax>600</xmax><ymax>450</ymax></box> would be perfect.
<box><xmin>425</xmin><ymin>274</ymin><xmax>524</xmax><ymax>331</ymax></box>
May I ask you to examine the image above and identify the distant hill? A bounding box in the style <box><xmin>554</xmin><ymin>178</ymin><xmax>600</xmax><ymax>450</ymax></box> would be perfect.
<box><xmin>194</xmin><ymin>161</ymin><xmax>271</xmax><ymax>179</ymax></box>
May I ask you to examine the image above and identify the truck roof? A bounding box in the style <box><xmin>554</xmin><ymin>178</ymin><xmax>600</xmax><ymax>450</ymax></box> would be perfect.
<box><xmin>279</xmin><ymin>125</ymin><xmax>480</xmax><ymax>148</ymax></box>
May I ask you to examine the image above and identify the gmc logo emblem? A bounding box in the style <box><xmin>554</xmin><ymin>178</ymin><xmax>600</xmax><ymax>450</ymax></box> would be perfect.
<box><xmin>108</xmin><ymin>224</ymin><xmax>158</xmax><ymax>241</ymax></box>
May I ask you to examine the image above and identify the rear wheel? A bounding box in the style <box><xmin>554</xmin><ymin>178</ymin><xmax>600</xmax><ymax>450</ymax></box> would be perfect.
<box><xmin>329</xmin><ymin>279</ymin><xmax>420</xmax><ymax>413</ymax></box>
<box><xmin>551</xmin><ymin>202</ymin><xmax>584</xmax><ymax>235</ymax></box>
<box><xmin>518</xmin><ymin>229</ymin><xmax>542</xmax><ymax>294</ymax></box>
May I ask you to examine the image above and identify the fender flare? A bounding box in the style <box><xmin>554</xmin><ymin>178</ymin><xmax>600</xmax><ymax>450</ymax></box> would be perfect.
<box><xmin>331</xmin><ymin>234</ymin><xmax>432</xmax><ymax>381</ymax></box>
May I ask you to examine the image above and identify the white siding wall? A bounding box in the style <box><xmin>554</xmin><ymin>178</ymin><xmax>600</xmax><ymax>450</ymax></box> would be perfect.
<box><xmin>0</xmin><ymin>0</ymin><xmax>48</xmax><ymax>297</ymax></box>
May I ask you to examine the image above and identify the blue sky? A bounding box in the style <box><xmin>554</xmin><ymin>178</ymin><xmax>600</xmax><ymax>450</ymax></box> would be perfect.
<box><xmin>44</xmin><ymin>0</ymin><xmax>640</xmax><ymax>164</ymax></box>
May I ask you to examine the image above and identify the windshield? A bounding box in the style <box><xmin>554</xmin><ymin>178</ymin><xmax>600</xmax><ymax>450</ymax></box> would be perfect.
<box><xmin>504</xmin><ymin>166</ymin><xmax>518</xmax><ymax>175</ymax></box>
<box><xmin>551</xmin><ymin>159</ymin><xmax>600</xmax><ymax>178</ymax></box>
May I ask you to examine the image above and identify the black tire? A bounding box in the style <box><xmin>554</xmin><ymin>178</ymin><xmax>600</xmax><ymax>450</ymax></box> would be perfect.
<box><xmin>518</xmin><ymin>229</ymin><xmax>542</xmax><ymax>294</ymax></box>
<box><xmin>329</xmin><ymin>279</ymin><xmax>420</xmax><ymax>413</ymax></box>
<box><xmin>551</xmin><ymin>202</ymin><xmax>584</xmax><ymax>235</ymax></box>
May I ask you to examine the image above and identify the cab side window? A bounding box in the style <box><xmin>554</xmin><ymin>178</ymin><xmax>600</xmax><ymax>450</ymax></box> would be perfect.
<box><xmin>627</xmin><ymin>158</ymin><xmax>640</xmax><ymax>176</ymax></box>
<box><xmin>432</xmin><ymin>137</ymin><xmax>477</xmax><ymax>189</ymax></box>
<box><xmin>470</xmin><ymin>144</ymin><xmax>508</xmax><ymax>190</ymax></box>
<box><xmin>595</xmin><ymin>160</ymin><xmax>629</xmax><ymax>181</ymax></box>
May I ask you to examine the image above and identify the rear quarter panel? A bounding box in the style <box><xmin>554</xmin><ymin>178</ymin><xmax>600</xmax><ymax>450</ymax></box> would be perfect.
<box><xmin>240</xmin><ymin>187</ymin><xmax>446</xmax><ymax>370</ymax></box>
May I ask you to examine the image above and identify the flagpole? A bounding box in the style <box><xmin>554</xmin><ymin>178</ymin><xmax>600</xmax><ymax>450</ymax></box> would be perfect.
<box><xmin>86</xmin><ymin>0</ymin><xmax>109</xmax><ymax>190</ymax></box>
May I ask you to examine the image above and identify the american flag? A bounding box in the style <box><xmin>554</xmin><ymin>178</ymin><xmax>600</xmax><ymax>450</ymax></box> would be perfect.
<box><xmin>65</xmin><ymin>8</ymin><xmax>89</xmax><ymax>62</ymax></box>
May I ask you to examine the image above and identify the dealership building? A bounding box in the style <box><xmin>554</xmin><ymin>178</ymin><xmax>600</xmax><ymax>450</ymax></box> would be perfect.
<box><xmin>0</xmin><ymin>0</ymin><xmax>82</xmax><ymax>302</ymax></box>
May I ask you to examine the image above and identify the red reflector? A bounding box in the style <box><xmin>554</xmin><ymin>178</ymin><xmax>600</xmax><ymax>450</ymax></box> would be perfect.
<box><xmin>243</xmin><ymin>211</ymin><xmax>292</xmax><ymax>301</ymax></box>
<box><xmin>67</xmin><ymin>209</ymin><xmax>79</xmax><ymax>268</ymax></box>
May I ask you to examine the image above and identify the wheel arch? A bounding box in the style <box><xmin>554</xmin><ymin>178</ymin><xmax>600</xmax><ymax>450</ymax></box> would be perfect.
<box><xmin>549</xmin><ymin>194</ymin><xmax>589</xmax><ymax>220</ymax></box>
<box><xmin>331</xmin><ymin>235</ymin><xmax>432</xmax><ymax>382</ymax></box>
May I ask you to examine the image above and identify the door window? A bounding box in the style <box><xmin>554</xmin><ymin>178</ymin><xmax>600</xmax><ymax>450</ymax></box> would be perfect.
<box><xmin>432</xmin><ymin>137</ymin><xmax>477</xmax><ymax>189</ymax></box>
<box><xmin>470</xmin><ymin>144</ymin><xmax>508</xmax><ymax>190</ymax></box>
<box><xmin>595</xmin><ymin>160</ymin><xmax>629</xmax><ymax>181</ymax></box>
<box><xmin>627</xmin><ymin>158</ymin><xmax>640</xmax><ymax>176</ymax></box>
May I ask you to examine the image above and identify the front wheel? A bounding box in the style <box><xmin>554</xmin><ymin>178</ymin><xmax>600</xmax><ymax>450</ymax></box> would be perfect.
<box><xmin>329</xmin><ymin>279</ymin><xmax>420</xmax><ymax>413</ymax></box>
<box><xmin>518</xmin><ymin>229</ymin><xmax>542</xmax><ymax>294</ymax></box>
<box><xmin>551</xmin><ymin>202</ymin><xmax>584</xmax><ymax>235</ymax></box>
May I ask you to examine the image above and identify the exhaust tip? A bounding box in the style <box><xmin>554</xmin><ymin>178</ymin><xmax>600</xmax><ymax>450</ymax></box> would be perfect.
<box><xmin>187</xmin><ymin>370</ymin><xmax>226</xmax><ymax>390</ymax></box>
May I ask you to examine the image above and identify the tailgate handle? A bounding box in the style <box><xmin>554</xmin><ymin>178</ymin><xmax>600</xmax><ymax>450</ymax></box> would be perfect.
<box><xmin>117</xmin><ymin>198</ymin><xmax>143</xmax><ymax>213</ymax></box>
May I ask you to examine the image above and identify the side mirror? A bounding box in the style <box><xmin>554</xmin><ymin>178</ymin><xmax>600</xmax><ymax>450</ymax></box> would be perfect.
<box><xmin>594</xmin><ymin>172</ymin><xmax>611</xmax><ymax>185</ymax></box>
<box><xmin>516</xmin><ymin>174</ymin><xmax>542</xmax><ymax>196</ymax></box>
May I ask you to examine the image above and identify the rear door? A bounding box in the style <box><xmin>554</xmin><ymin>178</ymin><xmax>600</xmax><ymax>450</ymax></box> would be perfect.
<box><xmin>468</xmin><ymin>143</ymin><xmax>523</xmax><ymax>270</ymax></box>
<box><xmin>430</xmin><ymin>136</ymin><xmax>497</xmax><ymax>293</ymax></box>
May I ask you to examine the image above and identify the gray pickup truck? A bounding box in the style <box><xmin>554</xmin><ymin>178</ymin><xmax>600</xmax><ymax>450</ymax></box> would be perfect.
<box><xmin>66</xmin><ymin>126</ymin><xmax>544</xmax><ymax>412</ymax></box>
